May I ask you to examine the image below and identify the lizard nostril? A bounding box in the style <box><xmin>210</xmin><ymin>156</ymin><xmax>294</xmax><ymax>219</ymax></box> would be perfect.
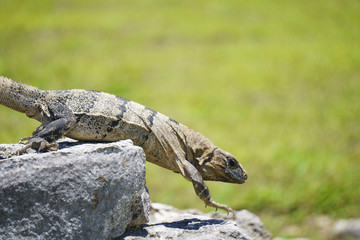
<box><xmin>242</xmin><ymin>172</ymin><xmax>248</xmax><ymax>180</ymax></box>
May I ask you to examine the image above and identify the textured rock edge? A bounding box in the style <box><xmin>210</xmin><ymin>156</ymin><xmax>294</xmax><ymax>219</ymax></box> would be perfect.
<box><xmin>118</xmin><ymin>202</ymin><xmax>272</xmax><ymax>240</ymax></box>
<box><xmin>0</xmin><ymin>139</ymin><xmax>150</xmax><ymax>239</ymax></box>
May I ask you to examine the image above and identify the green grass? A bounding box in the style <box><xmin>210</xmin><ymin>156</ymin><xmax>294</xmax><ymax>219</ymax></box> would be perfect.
<box><xmin>1</xmin><ymin>0</ymin><xmax>359</xmax><ymax>239</ymax></box>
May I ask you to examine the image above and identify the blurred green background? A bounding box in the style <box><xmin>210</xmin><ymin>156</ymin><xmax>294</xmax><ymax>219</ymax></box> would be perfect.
<box><xmin>1</xmin><ymin>0</ymin><xmax>359</xmax><ymax>239</ymax></box>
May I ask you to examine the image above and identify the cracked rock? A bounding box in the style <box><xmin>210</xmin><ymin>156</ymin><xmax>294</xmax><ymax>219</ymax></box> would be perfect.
<box><xmin>0</xmin><ymin>139</ymin><xmax>150</xmax><ymax>240</ymax></box>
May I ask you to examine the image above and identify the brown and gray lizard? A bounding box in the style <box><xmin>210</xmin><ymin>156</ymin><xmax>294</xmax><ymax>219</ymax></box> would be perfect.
<box><xmin>0</xmin><ymin>76</ymin><xmax>247</xmax><ymax>213</ymax></box>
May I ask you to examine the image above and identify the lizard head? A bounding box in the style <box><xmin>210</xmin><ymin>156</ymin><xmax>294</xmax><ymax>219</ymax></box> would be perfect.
<box><xmin>196</xmin><ymin>147</ymin><xmax>248</xmax><ymax>184</ymax></box>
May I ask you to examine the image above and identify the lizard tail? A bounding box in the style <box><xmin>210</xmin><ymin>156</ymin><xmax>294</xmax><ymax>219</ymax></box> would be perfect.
<box><xmin>0</xmin><ymin>76</ymin><xmax>45</xmax><ymax>114</ymax></box>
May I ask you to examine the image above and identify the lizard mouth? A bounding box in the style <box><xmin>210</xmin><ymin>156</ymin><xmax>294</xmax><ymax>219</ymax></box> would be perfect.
<box><xmin>225</xmin><ymin>168</ymin><xmax>248</xmax><ymax>184</ymax></box>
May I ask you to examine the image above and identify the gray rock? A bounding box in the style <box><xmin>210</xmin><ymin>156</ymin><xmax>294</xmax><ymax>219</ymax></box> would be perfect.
<box><xmin>333</xmin><ymin>218</ymin><xmax>360</xmax><ymax>239</ymax></box>
<box><xmin>0</xmin><ymin>139</ymin><xmax>150</xmax><ymax>240</ymax></box>
<box><xmin>211</xmin><ymin>210</ymin><xmax>272</xmax><ymax>240</ymax></box>
<box><xmin>120</xmin><ymin>215</ymin><xmax>251</xmax><ymax>240</ymax></box>
<box><xmin>0</xmin><ymin>142</ymin><xmax>33</xmax><ymax>159</ymax></box>
<box><xmin>119</xmin><ymin>203</ymin><xmax>271</xmax><ymax>240</ymax></box>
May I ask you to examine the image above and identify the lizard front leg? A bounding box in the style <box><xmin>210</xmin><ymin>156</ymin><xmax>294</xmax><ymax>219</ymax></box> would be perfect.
<box><xmin>18</xmin><ymin>101</ymin><xmax>77</xmax><ymax>153</ymax></box>
<box><xmin>18</xmin><ymin>117</ymin><xmax>76</xmax><ymax>153</ymax></box>
<box><xmin>192</xmin><ymin>180</ymin><xmax>233</xmax><ymax>213</ymax></box>
<box><xmin>182</xmin><ymin>160</ymin><xmax>234</xmax><ymax>214</ymax></box>
<box><xmin>18</xmin><ymin>137</ymin><xmax>59</xmax><ymax>154</ymax></box>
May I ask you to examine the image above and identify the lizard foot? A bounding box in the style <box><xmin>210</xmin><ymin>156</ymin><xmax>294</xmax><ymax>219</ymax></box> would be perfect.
<box><xmin>204</xmin><ymin>198</ymin><xmax>234</xmax><ymax>216</ymax></box>
<box><xmin>17</xmin><ymin>137</ymin><xmax>59</xmax><ymax>155</ymax></box>
<box><xmin>191</xmin><ymin>180</ymin><xmax>235</xmax><ymax>217</ymax></box>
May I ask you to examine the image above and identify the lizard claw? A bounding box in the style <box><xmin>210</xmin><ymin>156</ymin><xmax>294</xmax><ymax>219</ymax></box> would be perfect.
<box><xmin>204</xmin><ymin>198</ymin><xmax>234</xmax><ymax>216</ymax></box>
<box><xmin>18</xmin><ymin>136</ymin><xmax>32</xmax><ymax>143</ymax></box>
<box><xmin>17</xmin><ymin>137</ymin><xmax>58</xmax><ymax>155</ymax></box>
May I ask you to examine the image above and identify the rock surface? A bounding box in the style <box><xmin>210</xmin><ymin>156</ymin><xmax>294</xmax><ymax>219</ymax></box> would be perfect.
<box><xmin>118</xmin><ymin>203</ymin><xmax>272</xmax><ymax>240</ymax></box>
<box><xmin>0</xmin><ymin>139</ymin><xmax>272</xmax><ymax>240</ymax></box>
<box><xmin>210</xmin><ymin>209</ymin><xmax>272</xmax><ymax>240</ymax></box>
<box><xmin>333</xmin><ymin>218</ymin><xmax>360</xmax><ymax>239</ymax></box>
<box><xmin>0</xmin><ymin>139</ymin><xmax>150</xmax><ymax>240</ymax></box>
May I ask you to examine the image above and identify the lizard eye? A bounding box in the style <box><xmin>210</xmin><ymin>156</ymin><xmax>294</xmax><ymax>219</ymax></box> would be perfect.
<box><xmin>226</xmin><ymin>156</ymin><xmax>238</xmax><ymax>169</ymax></box>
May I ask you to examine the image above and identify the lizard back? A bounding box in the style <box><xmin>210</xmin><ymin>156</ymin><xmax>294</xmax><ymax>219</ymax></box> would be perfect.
<box><xmin>50</xmin><ymin>89</ymin><xmax>187</xmax><ymax>172</ymax></box>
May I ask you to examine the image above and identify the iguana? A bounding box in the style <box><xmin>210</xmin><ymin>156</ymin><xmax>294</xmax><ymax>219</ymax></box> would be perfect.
<box><xmin>0</xmin><ymin>76</ymin><xmax>247</xmax><ymax>213</ymax></box>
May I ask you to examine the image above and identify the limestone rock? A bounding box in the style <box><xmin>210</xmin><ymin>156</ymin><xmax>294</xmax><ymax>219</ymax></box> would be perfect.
<box><xmin>333</xmin><ymin>218</ymin><xmax>360</xmax><ymax>239</ymax></box>
<box><xmin>0</xmin><ymin>139</ymin><xmax>150</xmax><ymax>240</ymax></box>
<box><xmin>211</xmin><ymin>209</ymin><xmax>272</xmax><ymax>240</ymax></box>
<box><xmin>119</xmin><ymin>203</ymin><xmax>271</xmax><ymax>240</ymax></box>
<box><xmin>120</xmin><ymin>215</ymin><xmax>251</xmax><ymax>240</ymax></box>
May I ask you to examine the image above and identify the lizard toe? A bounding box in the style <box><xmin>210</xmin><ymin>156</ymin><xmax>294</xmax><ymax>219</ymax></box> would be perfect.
<box><xmin>18</xmin><ymin>136</ymin><xmax>32</xmax><ymax>143</ymax></box>
<box><xmin>19</xmin><ymin>137</ymin><xmax>58</xmax><ymax>153</ymax></box>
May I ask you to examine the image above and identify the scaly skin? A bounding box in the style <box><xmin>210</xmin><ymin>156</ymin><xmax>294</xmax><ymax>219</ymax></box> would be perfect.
<box><xmin>0</xmin><ymin>76</ymin><xmax>248</xmax><ymax>213</ymax></box>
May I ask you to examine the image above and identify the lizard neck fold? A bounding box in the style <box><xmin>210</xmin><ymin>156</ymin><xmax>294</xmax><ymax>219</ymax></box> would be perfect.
<box><xmin>0</xmin><ymin>76</ymin><xmax>46</xmax><ymax>116</ymax></box>
<box><xmin>183</xmin><ymin>128</ymin><xmax>216</xmax><ymax>164</ymax></box>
